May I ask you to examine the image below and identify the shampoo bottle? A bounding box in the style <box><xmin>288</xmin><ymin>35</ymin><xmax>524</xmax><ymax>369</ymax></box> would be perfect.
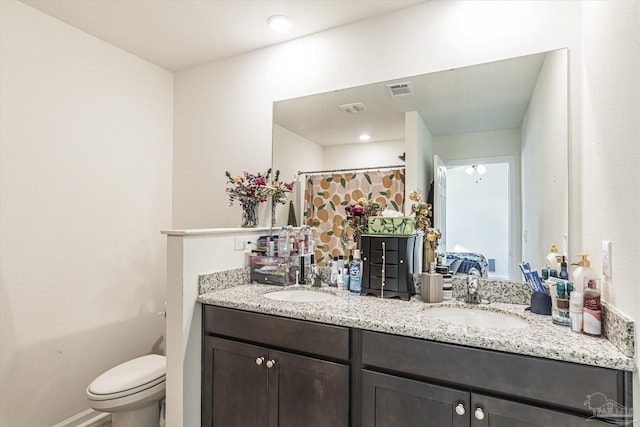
<box><xmin>349</xmin><ymin>250</ymin><xmax>363</xmax><ymax>294</ymax></box>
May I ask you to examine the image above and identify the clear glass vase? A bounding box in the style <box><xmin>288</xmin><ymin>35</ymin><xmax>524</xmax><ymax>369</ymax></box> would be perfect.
<box><xmin>241</xmin><ymin>200</ymin><xmax>258</xmax><ymax>228</ymax></box>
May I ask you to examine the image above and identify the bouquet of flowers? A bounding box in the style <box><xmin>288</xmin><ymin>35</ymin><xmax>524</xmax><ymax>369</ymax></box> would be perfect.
<box><xmin>264</xmin><ymin>169</ymin><xmax>294</xmax><ymax>205</ymax></box>
<box><xmin>341</xmin><ymin>197</ymin><xmax>386</xmax><ymax>250</ymax></box>
<box><xmin>225</xmin><ymin>169</ymin><xmax>271</xmax><ymax>206</ymax></box>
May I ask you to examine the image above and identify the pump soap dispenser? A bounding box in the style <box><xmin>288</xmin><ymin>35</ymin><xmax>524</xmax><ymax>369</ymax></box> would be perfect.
<box><xmin>546</xmin><ymin>244</ymin><xmax>560</xmax><ymax>270</ymax></box>
<box><xmin>572</xmin><ymin>253</ymin><xmax>598</xmax><ymax>290</ymax></box>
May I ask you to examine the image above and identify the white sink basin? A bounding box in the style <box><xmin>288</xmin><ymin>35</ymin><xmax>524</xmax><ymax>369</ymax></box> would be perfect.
<box><xmin>424</xmin><ymin>306</ymin><xmax>528</xmax><ymax>330</ymax></box>
<box><xmin>263</xmin><ymin>289</ymin><xmax>338</xmax><ymax>302</ymax></box>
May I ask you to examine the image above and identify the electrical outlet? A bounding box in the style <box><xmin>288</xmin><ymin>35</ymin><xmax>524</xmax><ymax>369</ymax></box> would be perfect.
<box><xmin>602</xmin><ymin>240</ymin><xmax>612</xmax><ymax>278</ymax></box>
<box><xmin>234</xmin><ymin>236</ymin><xmax>247</xmax><ymax>251</ymax></box>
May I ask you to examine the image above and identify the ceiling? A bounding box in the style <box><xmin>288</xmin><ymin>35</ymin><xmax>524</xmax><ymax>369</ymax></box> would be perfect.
<box><xmin>20</xmin><ymin>0</ymin><xmax>425</xmax><ymax>71</ymax></box>
<box><xmin>274</xmin><ymin>52</ymin><xmax>547</xmax><ymax>144</ymax></box>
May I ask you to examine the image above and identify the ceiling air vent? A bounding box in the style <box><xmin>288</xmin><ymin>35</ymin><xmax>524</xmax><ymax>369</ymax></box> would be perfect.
<box><xmin>386</xmin><ymin>82</ymin><xmax>415</xmax><ymax>98</ymax></box>
<box><xmin>338</xmin><ymin>102</ymin><xmax>368</xmax><ymax>113</ymax></box>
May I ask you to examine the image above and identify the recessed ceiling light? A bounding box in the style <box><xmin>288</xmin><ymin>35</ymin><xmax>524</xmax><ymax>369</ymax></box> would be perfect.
<box><xmin>267</xmin><ymin>15</ymin><xmax>293</xmax><ymax>33</ymax></box>
<box><xmin>359</xmin><ymin>134</ymin><xmax>371</xmax><ymax>142</ymax></box>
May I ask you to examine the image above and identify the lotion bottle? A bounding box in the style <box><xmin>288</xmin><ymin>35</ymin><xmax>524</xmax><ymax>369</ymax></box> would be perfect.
<box><xmin>583</xmin><ymin>278</ymin><xmax>602</xmax><ymax>336</ymax></box>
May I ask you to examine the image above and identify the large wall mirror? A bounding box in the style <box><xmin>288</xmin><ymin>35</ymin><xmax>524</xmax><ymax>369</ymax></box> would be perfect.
<box><xmin>273</xmin><ymin>49</ymin><xmax>568</xmax><ymax>280</ymax></box>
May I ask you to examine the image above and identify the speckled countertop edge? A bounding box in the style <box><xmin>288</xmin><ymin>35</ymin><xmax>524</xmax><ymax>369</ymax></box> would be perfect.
<box><xmin>197</xmin><ymin>283</ymin><xmax>635</xmax><ymax>372</ymax></box>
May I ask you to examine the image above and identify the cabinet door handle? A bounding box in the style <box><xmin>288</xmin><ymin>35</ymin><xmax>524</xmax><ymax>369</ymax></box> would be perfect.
<box><xmin>455</xmin><ymin>403</ymin><xmax>465</xmax><ymax>416</ymax></box>
<box><xmin>474</xmin><ymin>407</ymin><xmax>485</xmax><ymax>420</ymax></box>
<box><xmin>266</xmin><ymin>359</ymin><xmax>277</xmax><ymax>368</ymax></box>
<box><xmin>399</xmin><ymin>259</ymin><xmax>404</xmax><ymax>264</ymax></box>
<box><xmin>255</xmin><ymin>356</ymin><xmax>265</xmax><ymax>366</ymax></box>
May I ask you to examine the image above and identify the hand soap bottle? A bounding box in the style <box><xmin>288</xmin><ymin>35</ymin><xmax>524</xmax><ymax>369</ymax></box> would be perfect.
<box><xmin>572</xmin><ymin>253</ymin><xmax>598</xmax><ymax>290</ymax></box>
<box><xmin>546</xmin><ymin>244</ymin><xmax>560</xmax><ymax>270</ymax></box>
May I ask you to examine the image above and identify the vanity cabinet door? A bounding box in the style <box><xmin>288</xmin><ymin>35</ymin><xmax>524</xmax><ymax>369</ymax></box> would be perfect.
<box><xmin>362</xmin><ymin>370</ymin><xmax>469</xmax><ymax>427</ymax></box>
<box><xmin>269</xmin><ymin>349</ymin><xmax>349</xmax><ymax>427</ymax></box>
<box><xmin>471</xmin><ymin>394</ymin><xmax>614</xmax><ymax>427</ymax></box>
<box><xmin>203</xmin><ymin>335</ymin><xmax>349</xmax><ymax>427</ymax></box>
<box><xmin>203</xmin><ymin>336</ymin><xmax>269</xmax><ymax>427</ymax></box>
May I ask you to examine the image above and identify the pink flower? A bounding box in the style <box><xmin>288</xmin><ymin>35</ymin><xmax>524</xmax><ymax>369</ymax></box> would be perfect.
<box><xmin>285</xmin><ymin>182</ymin><xmax>293</xmax><ymax>191</ymax></box>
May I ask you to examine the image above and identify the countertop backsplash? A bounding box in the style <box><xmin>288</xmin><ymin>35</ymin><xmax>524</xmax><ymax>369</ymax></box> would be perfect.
<box><xmin>197</xmin><ymin>267</ymin><xmax>634</xmax><ymax>359</ymax></box>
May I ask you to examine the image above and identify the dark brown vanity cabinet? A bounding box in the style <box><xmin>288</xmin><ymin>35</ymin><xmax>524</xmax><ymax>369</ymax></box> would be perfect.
<box><xmin>202</xmin><ymin>306</ymin><xmax>350</xmax><ymax>427</ymax></box>
<box><xmin>361</xmin><ymin>331</ymin><xmax>631</xmax><ymax>427</ymax></box>
<box><xmin>202</xmin><ymin>306</ymin><xmax>632</xmax><ymax>427</ymax></box>
<box><xmin>360</xmin><ymin>234</ymin><xmax>416</xmax><ymax>300</ymax></box>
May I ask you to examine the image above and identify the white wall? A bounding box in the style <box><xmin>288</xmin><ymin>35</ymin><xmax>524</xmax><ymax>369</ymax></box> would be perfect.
<box><xmin>579</xmin><ymin>1</ymin><xmax>640</xmax><ymax>414</ymax></box>
<box><xmin>0</xmin><ymin>2</ymin><xmax>174</xmax><ymax>425</ymax></box>
<box><xmin>403</xmin><ymin>112</ymin><xmax>432</xmax><ymax>217</ymax></box>
<box><xmin>323</xmin><ymin>139</ymin><xmax>404</xmax><ymax>171</ymax></box>
<box><xmin>272</xmin><ymin>124</ymin><xmax>323</xmax><ymax>225</ymax></box>
<box><xmin>434</xmin><ymin>128</ymin><xmax>521</xmax><ymax>162</ymax></box>
<box><xmin>521</xmin><ymin>49</ymin><xmax>569</xmax><ymax>271</ymax></box>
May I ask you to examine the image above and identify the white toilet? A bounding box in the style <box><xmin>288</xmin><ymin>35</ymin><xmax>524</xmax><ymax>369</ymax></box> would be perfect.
<box><xmin>86</xmin><ymin>354</ymin><xmax>166</xmax><ymax>427</ymax></box>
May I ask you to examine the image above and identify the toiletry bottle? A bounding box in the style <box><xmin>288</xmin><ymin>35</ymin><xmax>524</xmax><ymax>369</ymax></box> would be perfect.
<box><xmin>349</xmin><ymin>250</ymin><xmax>363</xmax><ymax>294</ymax></box>
<box><xmin>442</xmin><ymin>275</ymin><xmax>453</xmax><ymax>301</ymax></box>
<box><xmin>569</xmin><ymin>291</ymin><xmax>583</xmax><ymax>333</ymax></box>
<box><xmin>559</xmin><ymin>257</ymin><xmax>569</xmax><ymax>280</ymax></box>
<box><xmin>307</xmin><ymin>226</ymin><xmax>315</xmax><ymax>256</ymax></box>
<box><xmin>287</xmin><ymin>225</ymin><xmax>296</xmax><ymax>255</ymax></box>
<box><xmin>342</xmin><ymin>256</ymin><xmax>350</xmax><ymax>290</ymax></box>
<box><xmin>268</xmin><ymin>238</ymin><xmax>275</xmax><ymax>257</ymax></box>
<box><xmin>278</xmin><ymin>226</ymin><xmax>290</xmax><ymax>256</ymax></box>
<box><xmin>330</xmin><ymin>256</ymin><xmax>340</xmax><ymax>287</ymax></box>
<box><xmin>297</xmin><ymin>228</ymin><xmax>306</xmax><ymax>255</ymax></box>
<box><xmin>572</xmin><ymin>253</ymin><xmax>598</xmax><ymax>291</ymax></box>
<box><xmin>298</xmin><ymin>253</ymin><xmax>306</xmax><ymax>285</ymax></box>
<box><xmin>552</xmin><ymin>282</ymin><xmax>570</xmax><ymax>326</ymax></box>
<box><xmin>583</xmin><ymin>278</ymin><xmax>602</xmax><ymax>336</ymax></box>
<box><xmin>304</xmin><ymin>226</ymin><xmax>312</xmax><ymax>254</ymax></box>
<box><xmin>546</xmin><ymin>244</ymin><xmax>560</xmax><ymax>270</ymax></box>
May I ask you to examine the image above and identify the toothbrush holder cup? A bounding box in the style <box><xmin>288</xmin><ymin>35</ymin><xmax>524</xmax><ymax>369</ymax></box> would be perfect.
<box><xmin>528</xmin><ymin>291</ymin><xmax>552</xmax><ymax>315</ymax></box>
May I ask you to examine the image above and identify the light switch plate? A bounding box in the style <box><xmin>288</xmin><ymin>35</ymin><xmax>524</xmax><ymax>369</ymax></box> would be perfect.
<box><xmin>602</xmin><ymin>240</ymin><xmax>612</xmax><ymax>277</ymax></box>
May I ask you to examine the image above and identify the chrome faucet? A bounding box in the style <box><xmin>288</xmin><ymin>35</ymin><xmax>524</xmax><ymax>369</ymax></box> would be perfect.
<box><xmin>466</xmin><ymin>268</ymin><xmax>482</xmax><ymax>304</ymax></box>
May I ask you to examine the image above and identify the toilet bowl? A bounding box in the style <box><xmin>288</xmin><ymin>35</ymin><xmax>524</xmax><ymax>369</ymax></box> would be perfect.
<box><xmin>86</xmin><ymin>354</ymin><xmax>166</xmax><ymax>427</ymax></box>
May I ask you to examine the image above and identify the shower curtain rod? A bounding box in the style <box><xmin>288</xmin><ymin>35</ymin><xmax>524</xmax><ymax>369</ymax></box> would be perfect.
<box><xmin>298</xmin><ymin>164</ymin><xmax>405</xmax><ymax>176</ymax></box>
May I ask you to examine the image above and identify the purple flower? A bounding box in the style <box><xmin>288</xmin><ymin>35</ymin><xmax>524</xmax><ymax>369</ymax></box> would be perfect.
<box><xmin>285</xmin><ymin>183</ymin><xmax>293</xmax><ymax>191</ymax></box>
<box><xmin>346</xmin><ymin>204</ymin><xmax>366</xmax><ymax>216</ymax></box>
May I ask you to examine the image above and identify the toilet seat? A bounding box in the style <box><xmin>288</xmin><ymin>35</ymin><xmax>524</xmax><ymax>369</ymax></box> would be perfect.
<box><xmin>87</xmin><ymin>354</ymin><xmax>166</xmax><ymax>401</ymax></box>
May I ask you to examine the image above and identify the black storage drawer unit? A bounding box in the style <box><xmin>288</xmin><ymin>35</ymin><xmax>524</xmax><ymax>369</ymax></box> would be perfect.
<box><xmin>360</xmin><ymin>234</ymin><xmax>416</xmax><ymax>300</ymax></box>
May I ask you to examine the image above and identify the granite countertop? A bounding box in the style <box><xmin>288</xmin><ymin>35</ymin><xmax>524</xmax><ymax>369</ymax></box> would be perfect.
<box><xmin>197</xmin><ymin>284</ymin><xmax>636</xmax><ymax>372</ymax></box>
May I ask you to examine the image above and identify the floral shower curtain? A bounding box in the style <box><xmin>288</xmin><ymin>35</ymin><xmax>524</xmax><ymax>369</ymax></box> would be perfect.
<box><xmin>304</xmin><ymin>168</ymin><xmax>405</xmax><ymax>265</ymax></box>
